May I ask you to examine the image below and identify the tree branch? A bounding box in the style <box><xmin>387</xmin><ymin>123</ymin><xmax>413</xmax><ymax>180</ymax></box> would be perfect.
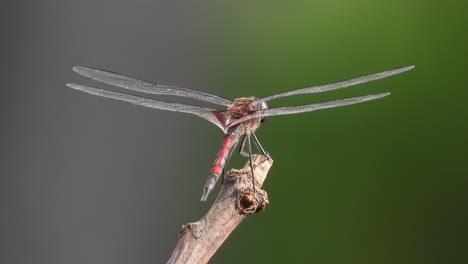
<box><xmin>167</xmin><ymin>154</ymin><xmax>273</xmax><ymax>264</ymax></box>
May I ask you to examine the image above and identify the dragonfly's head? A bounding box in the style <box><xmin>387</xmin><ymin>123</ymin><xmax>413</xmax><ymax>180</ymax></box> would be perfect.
<box><xmin>228</xmin><ymin>97</ymin><xmax>267</xmax><ymax>117</ymax></box>
<box><xmin>226</xmin><ymin>97</ymin><xmax>268</xmax><ymax>132</ymax></box>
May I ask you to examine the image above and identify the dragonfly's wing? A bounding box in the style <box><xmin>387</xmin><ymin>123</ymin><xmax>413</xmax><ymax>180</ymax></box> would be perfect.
<box><xmin>228</xmin><ymin>93</ymin><xmax>390</xmax><ymax>128</ymax></box>
<box><xmin>67</xmin><ymin>83</ymin><xmax>227</xmax><ymax>131</ymax></box>
<box><xmin>256</xmin><ymin>66</ymin><xmax>414</xmax><ymax>103</ymax></box>
<box><xmin>73</xmin><ymin>66</ymin><xmax>231</xmax><ymax>106</ymax></box>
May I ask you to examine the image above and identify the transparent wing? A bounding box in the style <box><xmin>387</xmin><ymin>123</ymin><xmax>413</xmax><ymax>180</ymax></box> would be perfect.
<box><xmin>228</xmin><ymin>93</ymin><xmax>390</xmax><ymax>128</ymax></box>
<box><xmin>256</xmin><ymin>66</ymin><xmax>414</xmax><ymax>103</ymax></box>
<box><xmin>73</xmin><ymin>66</ymin><xmax>231</xmax><ymax>106</ymax></box>
<box><xmin>67</xmin><ymin>83</ymin><xmax>227</xmax><ymax>131</ymax></box>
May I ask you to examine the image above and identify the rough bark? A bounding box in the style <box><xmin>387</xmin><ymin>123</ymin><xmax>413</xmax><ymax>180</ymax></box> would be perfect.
<box><xmin>167</xmin><ymin>154</ymin><xmax>273</xmax><ymax>264</ymax></box>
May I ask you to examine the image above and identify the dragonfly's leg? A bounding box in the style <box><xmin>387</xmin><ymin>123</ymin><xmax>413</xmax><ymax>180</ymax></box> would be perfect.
<box><xmin>252</xmin><ymin>132</ymin><xmax>270</xmax><ymax>157</ymax></box>
<box><xmin>238</xmin><ymin>135</ymin><xmax>249</xmax><ymax>157</ymax></box>
<box><xmin>221</xmin><ymin>167</ymin><xmax>225</xmax><ymax>185</ymax></box>
<box><xmin>246</xmin><ymin>134</ymin><xmax>256</xmax><ymax>193</ymax></box>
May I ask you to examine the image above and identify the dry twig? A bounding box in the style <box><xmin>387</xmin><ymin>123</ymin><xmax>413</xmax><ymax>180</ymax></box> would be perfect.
<box><xmin>167</xmin><ymin>154</ymin><xmax>273</xmax><ymax>264</ymax></box>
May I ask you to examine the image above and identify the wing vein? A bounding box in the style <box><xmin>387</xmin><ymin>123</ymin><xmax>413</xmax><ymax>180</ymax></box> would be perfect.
<box><xmin>256</xmin><ymin>66</ymin><xmax>414</xmax><ymax>102</ymax></box>
<box><xmin>228</xmin><ymin>93</ymin><xmax>390</xmax><ymax>128</ymax></box>
<box><xmin>67</xmin><ymin>83</ymin><xmax>226</xmax><ymax>131</ymax></box>
<box><xmin>73</xmin><ymin>66</ymin><xmax>231</xmax><ymax>106</ymax></box>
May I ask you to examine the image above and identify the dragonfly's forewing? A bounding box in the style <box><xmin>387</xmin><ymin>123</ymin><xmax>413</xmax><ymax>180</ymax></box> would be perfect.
<box><xmin>227</xmin><ymin>93</ymin><xmax>390</xmax><ymax>128</ymax></box>
<box><xmin>256</xmin><ymin>66</ymin><xmax>414</xmax><ymax>103</ymax></box>
<box><xmin>67</xmin><ymin>83</ymin><xmax>227</xmax><ymax>131</ymax></box>
<box><xmin>73</xmin><ymin>67</ymin><xmax>231</xmax><ymax>106</ymax></box>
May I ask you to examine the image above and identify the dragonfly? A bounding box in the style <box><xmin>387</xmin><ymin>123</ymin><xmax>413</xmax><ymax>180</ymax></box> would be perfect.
<box><xmin>67</xmin><ymin>65</ymin><xmax>414</xmax><ymax>201</ymax></box>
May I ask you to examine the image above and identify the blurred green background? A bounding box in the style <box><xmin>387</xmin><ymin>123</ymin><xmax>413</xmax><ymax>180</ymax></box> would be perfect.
<box><xmin>202</xmin><ymin>1</ymin><xmax>468</xmax><ymax>263</ymax></box>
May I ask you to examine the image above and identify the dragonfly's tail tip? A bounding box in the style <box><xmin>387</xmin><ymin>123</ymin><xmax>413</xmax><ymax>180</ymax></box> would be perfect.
<box><xmin>200</xmin><ymin>188</ymin><xmax>212</xmax><ymax>202</ymax></box>
<box><xmin>200</xmin><ymin>191</ymin><xmax>209</xmax><ymax>202</ymax></box>
<box><xmin>200</xmin><ymin>181</ymin><xmax>216</xmax><ymax>202</ymax></box>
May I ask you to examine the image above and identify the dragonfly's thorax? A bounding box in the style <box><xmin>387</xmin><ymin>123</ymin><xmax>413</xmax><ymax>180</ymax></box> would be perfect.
<box><xmin>227</xmin><ymin>97</ymin><xmax>268</xmax><ymax>134</ymax></box>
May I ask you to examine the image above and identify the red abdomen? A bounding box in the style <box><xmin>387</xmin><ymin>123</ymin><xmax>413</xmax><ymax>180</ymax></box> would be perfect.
<box><xmin>210</xmin><ymin>134</ymin><xmax>235</xmax><ymax>176</ymax></box>
<box><xmin>201</xmin><ymin>132</ymin><xmax>241</xmax><ymax>201</ymax></box>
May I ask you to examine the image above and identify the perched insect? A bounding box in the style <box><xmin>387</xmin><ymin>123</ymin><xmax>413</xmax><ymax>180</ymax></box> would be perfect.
<box><xmin>67</xmin><ymin>65</ymin><xmax>414</xmax><ymax>201</ymax></box>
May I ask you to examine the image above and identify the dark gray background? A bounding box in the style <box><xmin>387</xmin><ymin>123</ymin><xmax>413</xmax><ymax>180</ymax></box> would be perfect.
<box><xmin>1</xmin><ymin>1</ymin><xmax>223</xmax><ymax>263</ymax></box>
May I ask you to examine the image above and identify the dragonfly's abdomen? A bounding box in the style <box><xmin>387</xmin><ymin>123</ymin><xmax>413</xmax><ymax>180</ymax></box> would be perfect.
<box><xmin>201</xmin><ymin>133</ymin><xmax>239</xmax><ymax>201</ymax></box>
<box><xmin>211</xmin><ymin>135</ymin><xmax>234</xmax><ymax>175</ymax></box>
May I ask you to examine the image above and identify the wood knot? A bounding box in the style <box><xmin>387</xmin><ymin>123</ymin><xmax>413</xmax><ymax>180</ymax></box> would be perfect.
<box><xmin>179</xmin><ymin>218</ymin><xmax>207</xmax><ymax>238</ymax></box>
<box><xmin>236</xmin><ymin>188</ymin><xmax>269</xmax><ymax>214</ymax></box>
